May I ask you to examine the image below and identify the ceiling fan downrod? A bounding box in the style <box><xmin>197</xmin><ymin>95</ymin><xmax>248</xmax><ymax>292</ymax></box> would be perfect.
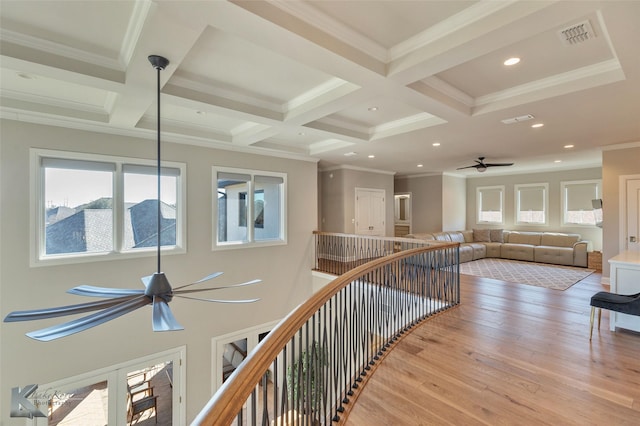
<box><xmin>148</xmin><ymin>55</ymin><xmax>169</xmax><ymax>276</ymax></box>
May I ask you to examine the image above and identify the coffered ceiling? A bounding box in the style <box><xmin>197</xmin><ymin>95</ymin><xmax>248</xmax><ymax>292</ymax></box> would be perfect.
<box><xmin>1</xmin><ymin>0</ymin><xmax>639</xmax><ymax>175</ymax></box>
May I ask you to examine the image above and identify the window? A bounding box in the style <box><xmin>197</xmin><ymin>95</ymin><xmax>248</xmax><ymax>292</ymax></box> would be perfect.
<box><xmin>214</xmin><ymin>167</ymin><xmax>286</xmax><ymax>248</ymax></box>
<box><xmin>33</xmin><ymin>348</ymin><xmax>184</xmax><ymax>425</ymax></box>
<box><xmin>515</xmin><ymin>183</ymin><xmax>548</xmax><ymax>225</ymax></box>
<box><xmin>33</xmin><ymin>149</ymin><xmax>186</xmax><ymax>265</ymax></box>
<box><xmin>477</xmin><ymin>186</ymin><xmax>504</xmax><ymax>224</ymax></box>
<box><xmin>561</xmin><ymin>180</ymin><xmax>601</xmax><ymax>226</ymax></box>
<box><xmin>238</xmin><ymin>190</ymin><xmax>264</xmax><ymax>228</ymax></box>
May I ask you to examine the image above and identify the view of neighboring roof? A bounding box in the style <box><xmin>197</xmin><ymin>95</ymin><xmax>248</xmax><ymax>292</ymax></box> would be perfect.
<box><xmin>45</xmin><ymin>199</ymin><xmax>176</xmax><ymax>255</ymax></box>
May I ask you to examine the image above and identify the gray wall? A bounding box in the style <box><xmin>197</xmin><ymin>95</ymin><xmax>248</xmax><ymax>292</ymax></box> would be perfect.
<box><xmin>442</xmin><ymin>174</ymin><xmax>467</xmax><ymax>231</ymax></box>
<box><xmin>465</xmin><ymin>167</ymin><xmax>603</xmax><ymax>251</ymax></box>
<box><xmin>395</xmin><ymin>174</ymin><xmax>443</xmax><ymax>233</ymax></box>
<box><xmin>0</xmin><ymin>120</ymin><xmax>318</xmax><ymax>424</ymax></box>
<box><xmin>602</xmin><ymin>144</ymin><xmax>640</xmax><ymax>277</ymax></box>
<box><xmin>320</xmin><ymin>167</ymin><xmax>395</xmax><ymax>235</ymax></box>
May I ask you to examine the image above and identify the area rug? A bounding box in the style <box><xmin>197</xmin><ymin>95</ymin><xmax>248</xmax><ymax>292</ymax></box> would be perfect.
<box><xmin>459</xmin><ymin>258</ymin><xmax>594</xmax><ymax>290</ymax></box>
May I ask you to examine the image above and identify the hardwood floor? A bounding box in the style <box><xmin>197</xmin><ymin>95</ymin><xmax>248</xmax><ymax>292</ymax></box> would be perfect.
<box><xmin>345</xmin><ymin>272</ymin><xmax>640</xmax><ymax>425</ymax></box>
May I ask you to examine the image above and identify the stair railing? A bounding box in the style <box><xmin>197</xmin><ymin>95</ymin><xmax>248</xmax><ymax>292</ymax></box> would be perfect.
<box><xmin>193</xmin><ymin>239</ymin><xmax>459</xmax><ymax>426</ymax></box>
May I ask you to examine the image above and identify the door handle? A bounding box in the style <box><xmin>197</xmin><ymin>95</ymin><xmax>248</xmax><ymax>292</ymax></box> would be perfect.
<box><xmin>631</xmin><ymin>236</ymin><xmax>637</xmax><ymax>243</ymax></box>
<box><xmin>369</xmin><ymin>226</ymin><xmax>374</xmax><ymax>230</ymax></box>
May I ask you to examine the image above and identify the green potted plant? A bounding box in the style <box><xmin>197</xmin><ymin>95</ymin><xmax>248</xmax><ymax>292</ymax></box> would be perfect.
<box><xmin>286</xmin><ymin>341</ymin><xmax>328</xmax><ymax>422</ymax></box>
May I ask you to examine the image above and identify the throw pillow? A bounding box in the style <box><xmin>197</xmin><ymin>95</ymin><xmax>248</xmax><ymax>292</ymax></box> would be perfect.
<box><xmin>490</xmin><ymin>229</ymin><xmax>504</xmax><ymax>243</ymax></box>
<box><xmin>473</xmin><ymin>228</ymin><xmax>491</xmax><ymax>242</ymax></box>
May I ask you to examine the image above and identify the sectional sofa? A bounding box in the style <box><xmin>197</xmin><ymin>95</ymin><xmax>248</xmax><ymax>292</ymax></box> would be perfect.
<box><xmin>405</xmin><ymin>229</ymin><xmax>590</xmax><ymax>268</ymax></box>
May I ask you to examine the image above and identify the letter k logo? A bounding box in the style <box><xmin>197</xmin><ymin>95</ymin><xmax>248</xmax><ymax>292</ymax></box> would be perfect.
<box><xmin>11</xmin><ymin>384</ymin><xmax>46</xmax><ymax>418</ymax></box>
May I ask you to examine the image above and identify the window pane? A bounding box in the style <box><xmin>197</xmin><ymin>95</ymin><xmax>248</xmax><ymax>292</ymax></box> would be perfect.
<box><xmin>481</xmin><ymin>189</ymin><xmax>501</xmax><ymax>211</ymax></box>
<box><xmin>478</xmin><ymin>187</ymin><xmax>503</xmax><ymax>223</ymax></box>
<box><xmin>124</xmin><ymin>168</ymin><xmax>178</xmax><ymax>250</ymax></box>
<box><xmin>222</xmin><ymin>339</ymin><xmax>247</xmax><ymax>383</ymax></box>
<box><xmin>254</xmin><ymin>175</ymin><xmax>283</xmax><ymax>241</ymax></box>
<box><xmin>218</xmin><ymin>174</ymin><xmax>250</xmax><ymax>243</ymax></box>
<box><xmin>47</xmin><ymin>380</ymin><xmax>108</xmax><ymax>425</ymax></box>
<box><xmin>517</xmin><ymin>185</ymin><xmax>546</xmax><ymax>224</ymax></box>
<box><xmin>45</xmin><ymin>166</ymin><xmax>113</xmax><ymax>255</ymax></box>
<box><xmin>37</xmin><ymin>151</ymin><xmax>185</xmax><ymax>263</ymax></box>
<box><xmin>564</xmin><ymin>181</ymin><xmax>600</xmax><ymax>225</ymax></box>
<box><xmin>253</xmin><ymin>190</ymin><xmax>264</xmax><ymax>229</ymax></box>
<box><xmin>566</xmin><ymin>183</ymin><xmax>598</xmax><ymax>211</ymax></box>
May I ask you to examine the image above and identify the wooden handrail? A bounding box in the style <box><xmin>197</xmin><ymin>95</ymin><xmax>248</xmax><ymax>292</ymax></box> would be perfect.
<box><xmin>312</xmin><ymin>230</ymin><xmax>430</xmax><ymax>243</ymax></box>
<box><xmin>192</xmin><ymin>242</ymin><xmax>458</xmax><ymax>425</ymax></box>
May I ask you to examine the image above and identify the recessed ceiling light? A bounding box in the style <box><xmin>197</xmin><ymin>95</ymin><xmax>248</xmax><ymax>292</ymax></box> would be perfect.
<box><xmin>555</xmin><ymin>160</ymin><xmax>562</xmax><ymax>163</ymax></box>
<box><xmin>531</xmin><ymin>123</ymin><xmax>544</xmax><ymax>128</ymax></box>
<box><xmin>344</xmin><ymin>151</ymin><xmax>357</xmax><ymax>157</ymax></box>
<box><xmin>432</xmin><ymin>142</ymin><xmax>441</xmax><ymax>147</ymax></box>
<box><xmin>417</xmin><ymin>164</ymin><xmax>423</xmax><ymax>168</ymax></box>
<box><xmin>368</xmin><ymin>106</ymin><xmax>378</xmax><ymax>111</ymax></box>
<box><xmin>564</xmin><ymin>144</ymin><xmax>574</xmax><ymax>149</ymax></box>
<box><xmin>504</xmin><ymin>57</ymin><xmax>520</xmax><ymax>66</ymax></box>
<box><xmin>368</xmin><ymin>154</ymin><xmax>375</xmax><ymax>159</ymax></box>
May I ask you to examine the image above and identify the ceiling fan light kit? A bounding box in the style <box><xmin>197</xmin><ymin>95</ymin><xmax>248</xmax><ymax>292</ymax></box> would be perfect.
<box><xmin>3</xmin><ymin>55</ymin><xmax>260</xmax><ymax>341</ymax></box>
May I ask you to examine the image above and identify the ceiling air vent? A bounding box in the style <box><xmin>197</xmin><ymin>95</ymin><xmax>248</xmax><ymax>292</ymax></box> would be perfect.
<box><xmin>501</xmin><ymin>114</ymin><xmax>535</xmax><ymax>125</ymax></box>
<box><xmin>559</xmin><ymin>20</ymin><xmax>596</xmax><ymax>46</ymax></box>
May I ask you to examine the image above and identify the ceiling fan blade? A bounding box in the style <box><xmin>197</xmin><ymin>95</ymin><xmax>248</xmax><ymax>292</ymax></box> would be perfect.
<box><xmin>4</xmin><ymin>296</ymin><xmax>139</xmax><ymax>322</ymax></box>
<box><xmin>174</xmin><ymin>295</ymin><xmax>260</xmax><ymax>303</ymax></box>
<box><xmin>456</xmin><ymin>165</ymin><xmax>479</xmax><ymax>170</ymax></box>
<box><xmin>173</xmin><ymin>272</ymin><xmax>224</xmax><ymax>290</ymax></box>
<box><xmin>484</xmin><ymin>162</ymin><xmax>514</xmax><ymax>167</ymax></box>
<box><xmin>24</xmin><ymin>296</ymin><xmax>151</xmax><ymax>342</ymax></box>
<box><xmin>68</xmin><ymin>285</ymin><xmax>145</xmax><ymax>298</ymax></box>
<box><xmin>141</xmin><ymin>275</ymin><xmax>152</xmax><ymax>288</ymax></box>
<box><xmin>173</xmin><ymin>279</ymin><xmax>261</xmax><ymax>295</ymax></box>
<box><xmin>152</xmin><ymin>296</ymin><xmax>183</xmax><ymax>331</ymax></box>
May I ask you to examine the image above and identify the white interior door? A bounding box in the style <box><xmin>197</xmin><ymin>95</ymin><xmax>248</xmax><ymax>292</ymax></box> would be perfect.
<box><xmin>355</xmin><ymin>188</ymin><xmax>385</xmax><ymax>236</ymax></box>
<box><xmin>627</xmin><ymin>178</ymin><xmax>640</xmax><ymax>251</ymax></box>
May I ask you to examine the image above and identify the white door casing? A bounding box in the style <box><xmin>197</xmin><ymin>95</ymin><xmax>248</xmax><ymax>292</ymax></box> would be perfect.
<box><xmin>626</xmin><ymin>178</ymin><xmax>640</xmax><ymax>251</ymax></box>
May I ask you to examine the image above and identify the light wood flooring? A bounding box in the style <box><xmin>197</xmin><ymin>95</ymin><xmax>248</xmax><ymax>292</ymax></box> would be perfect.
<box><xmin>345</xmin><ymin>272</ymin><xmax>640</xmax><ymax>425</ymax></box>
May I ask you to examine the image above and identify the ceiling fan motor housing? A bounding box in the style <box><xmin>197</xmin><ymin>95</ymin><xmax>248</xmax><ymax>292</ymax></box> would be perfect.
<box><xmin>145</xmin><ymin>272</ymin><xmax>173</xmax><ymax>301</ymax></box>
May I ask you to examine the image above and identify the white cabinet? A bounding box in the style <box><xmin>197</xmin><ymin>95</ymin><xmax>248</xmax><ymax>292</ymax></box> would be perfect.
<box><xmin>608</xmin><ymin>250</ymin><xmax>640</xmax><ymax>332</ymax></box>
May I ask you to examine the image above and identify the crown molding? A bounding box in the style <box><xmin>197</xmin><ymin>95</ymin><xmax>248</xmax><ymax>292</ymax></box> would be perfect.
<box><xmin>395</xmin><ymin>172</ymin><xmax>442</xmax><ymax>179</ymax></box>
<box><xmin>419</xmin><ymin>76</ymin><xmax>474</xmax><ymax>108</ymax></box>
<box><xmin>0</xmin><ymin>112</ymin><xmax>319</xmax><ymax>163</ymax></box>
<box><xmin>601</xmin><ymin>141</ymin><xmax>640</xmax><ymax>151</ymax></box>
<box><xmin>320</xmin><ymin>164</ymin><xmax>396</xmax><ymax>175</ymax></box>
<box><xmin>0</xmin><ymin>28</ymin><xmax>123</xmax><ymax>71</ymax></box>
<box><xmin>389</xmin><ymin>0</ymin><xmax>517</xmax><ymax>61</ymax></box>
<box><xmin>119</xmin><ymin>0</ymin><xmax>153</xmax><ymax>65</ymax></box>
<box><xmin>269</xmin><ymin>0</ymin><xmax>388</xmax><ymax>62</ymax></box>
<box><xmin>475</xmin><ymin>59</ymin><xmax>623</xmax><ymax>107</ymax></box>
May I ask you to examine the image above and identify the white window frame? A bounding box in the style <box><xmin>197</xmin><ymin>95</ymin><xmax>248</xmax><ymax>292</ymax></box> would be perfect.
<box><xmin>33</xmin><ymin>346</ymin><xmax>186</xmax><ymax>426</ymax></box>
<box><xmin>213</xmin><ymin>166</ymin><xmax>287</xmax><ymax>250</ymax></box>
<box><xmin>211</xmin><ymin>321</ymin><xmax>279</xmax><ymax>393</ymax></box>
<box><xmin>561</xmin><ymin>179</ymin><xmax>602</xmax><ymax>227</ymax></box>
<box><xmin>31</xmin><ymin>149</ymin><xmax>186</xmax><ymax>267</ymax></box>
<box><xmin>515</xmin><ymin>183</ymin><xmax>548</xmax><ymax>226</ymax></box>
<box><xmin>476</xmin><ymin>185</ymin><xmax>505</xmax><ymax>225</ymax></box>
